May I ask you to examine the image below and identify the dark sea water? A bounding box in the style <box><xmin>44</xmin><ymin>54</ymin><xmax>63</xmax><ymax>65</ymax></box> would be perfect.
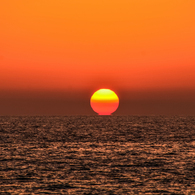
<box><xmin>0</xmin><ymin>116</ymin><xmax>195</xmax><ymax>195</ymax></box>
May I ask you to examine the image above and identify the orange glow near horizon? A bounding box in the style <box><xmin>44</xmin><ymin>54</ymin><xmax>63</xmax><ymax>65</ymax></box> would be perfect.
<box><xmin>90</xmin><ymin>89</ymin><xmax>119</xmax><ymax>115</ymax></box>
<box><xmin>0</xmin><ymin>0</ymin><xmax>195</xmax><ymax>93</ymax></box>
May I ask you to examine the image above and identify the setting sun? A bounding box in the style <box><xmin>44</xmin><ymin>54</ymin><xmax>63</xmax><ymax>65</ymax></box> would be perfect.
<box><xmin>90</xmin><ymin>89</ymin><xmax>119</xmax><ymax>115</ymax></box>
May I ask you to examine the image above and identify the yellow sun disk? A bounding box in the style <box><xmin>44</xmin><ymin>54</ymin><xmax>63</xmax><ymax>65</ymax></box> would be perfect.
<box><xmin>90</xmin><ymin>89</ymin><xmax>119</xmax><ymax>115</ymax></box>
<box><xmin>91</xmin><ymin>89</ymin><xmax>119</xmax><ymax>101</ymax></box>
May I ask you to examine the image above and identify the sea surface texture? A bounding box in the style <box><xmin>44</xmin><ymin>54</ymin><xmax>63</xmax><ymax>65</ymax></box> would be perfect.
<box><xmin>0</xmin><ymin>116</ymin><xmax>195</xmax><ymax>194</ymax></box>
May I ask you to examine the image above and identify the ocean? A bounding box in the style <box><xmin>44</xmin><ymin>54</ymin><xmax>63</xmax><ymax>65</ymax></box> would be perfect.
<box><xmin>0</xmin><ymin>116</ymin><xmax>195</xmax><ymax>194</ymax></box>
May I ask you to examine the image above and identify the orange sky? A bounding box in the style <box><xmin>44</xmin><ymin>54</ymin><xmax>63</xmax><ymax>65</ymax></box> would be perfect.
<box><xmin>0</xmin><ymin>0</ymin><xmax>195</xmax><ymax>115</ymax></box>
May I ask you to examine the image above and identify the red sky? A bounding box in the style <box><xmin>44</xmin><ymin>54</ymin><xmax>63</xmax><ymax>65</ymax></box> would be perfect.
<box><xmin>0</xmin><ymin>0</ymin><xmax>195</xmax><ymax>115</ymax></box>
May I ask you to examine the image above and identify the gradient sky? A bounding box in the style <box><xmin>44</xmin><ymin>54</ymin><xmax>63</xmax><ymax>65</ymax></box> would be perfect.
<box><xmin>1</xmin><ymin>0</ymin><xmax>195</xmax><ymax>115</ymax></box>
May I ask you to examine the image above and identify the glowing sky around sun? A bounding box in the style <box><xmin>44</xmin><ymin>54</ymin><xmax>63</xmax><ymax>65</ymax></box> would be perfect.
<box><xmin>0</xmin><ymin>0</ymin><xmax>195</xmax><ymax>115</ymax></box>
<box><xmin>1</xmin><ymin>0</ymin><xmax>195</xmax><ymax>91</ymax></box>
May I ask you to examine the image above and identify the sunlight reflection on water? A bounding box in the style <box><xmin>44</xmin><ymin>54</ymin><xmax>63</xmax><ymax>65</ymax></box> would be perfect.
<box><xmin>0</xmin><ymin>116</ymin><xmax>195</xmax><ymax>194</ymax></box>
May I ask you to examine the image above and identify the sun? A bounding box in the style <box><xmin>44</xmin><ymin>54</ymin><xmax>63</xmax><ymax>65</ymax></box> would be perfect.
<box><xmin>90</xmin><ymin>89</ymin><xmax>119</xmax><ymax>115</ymax></box>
